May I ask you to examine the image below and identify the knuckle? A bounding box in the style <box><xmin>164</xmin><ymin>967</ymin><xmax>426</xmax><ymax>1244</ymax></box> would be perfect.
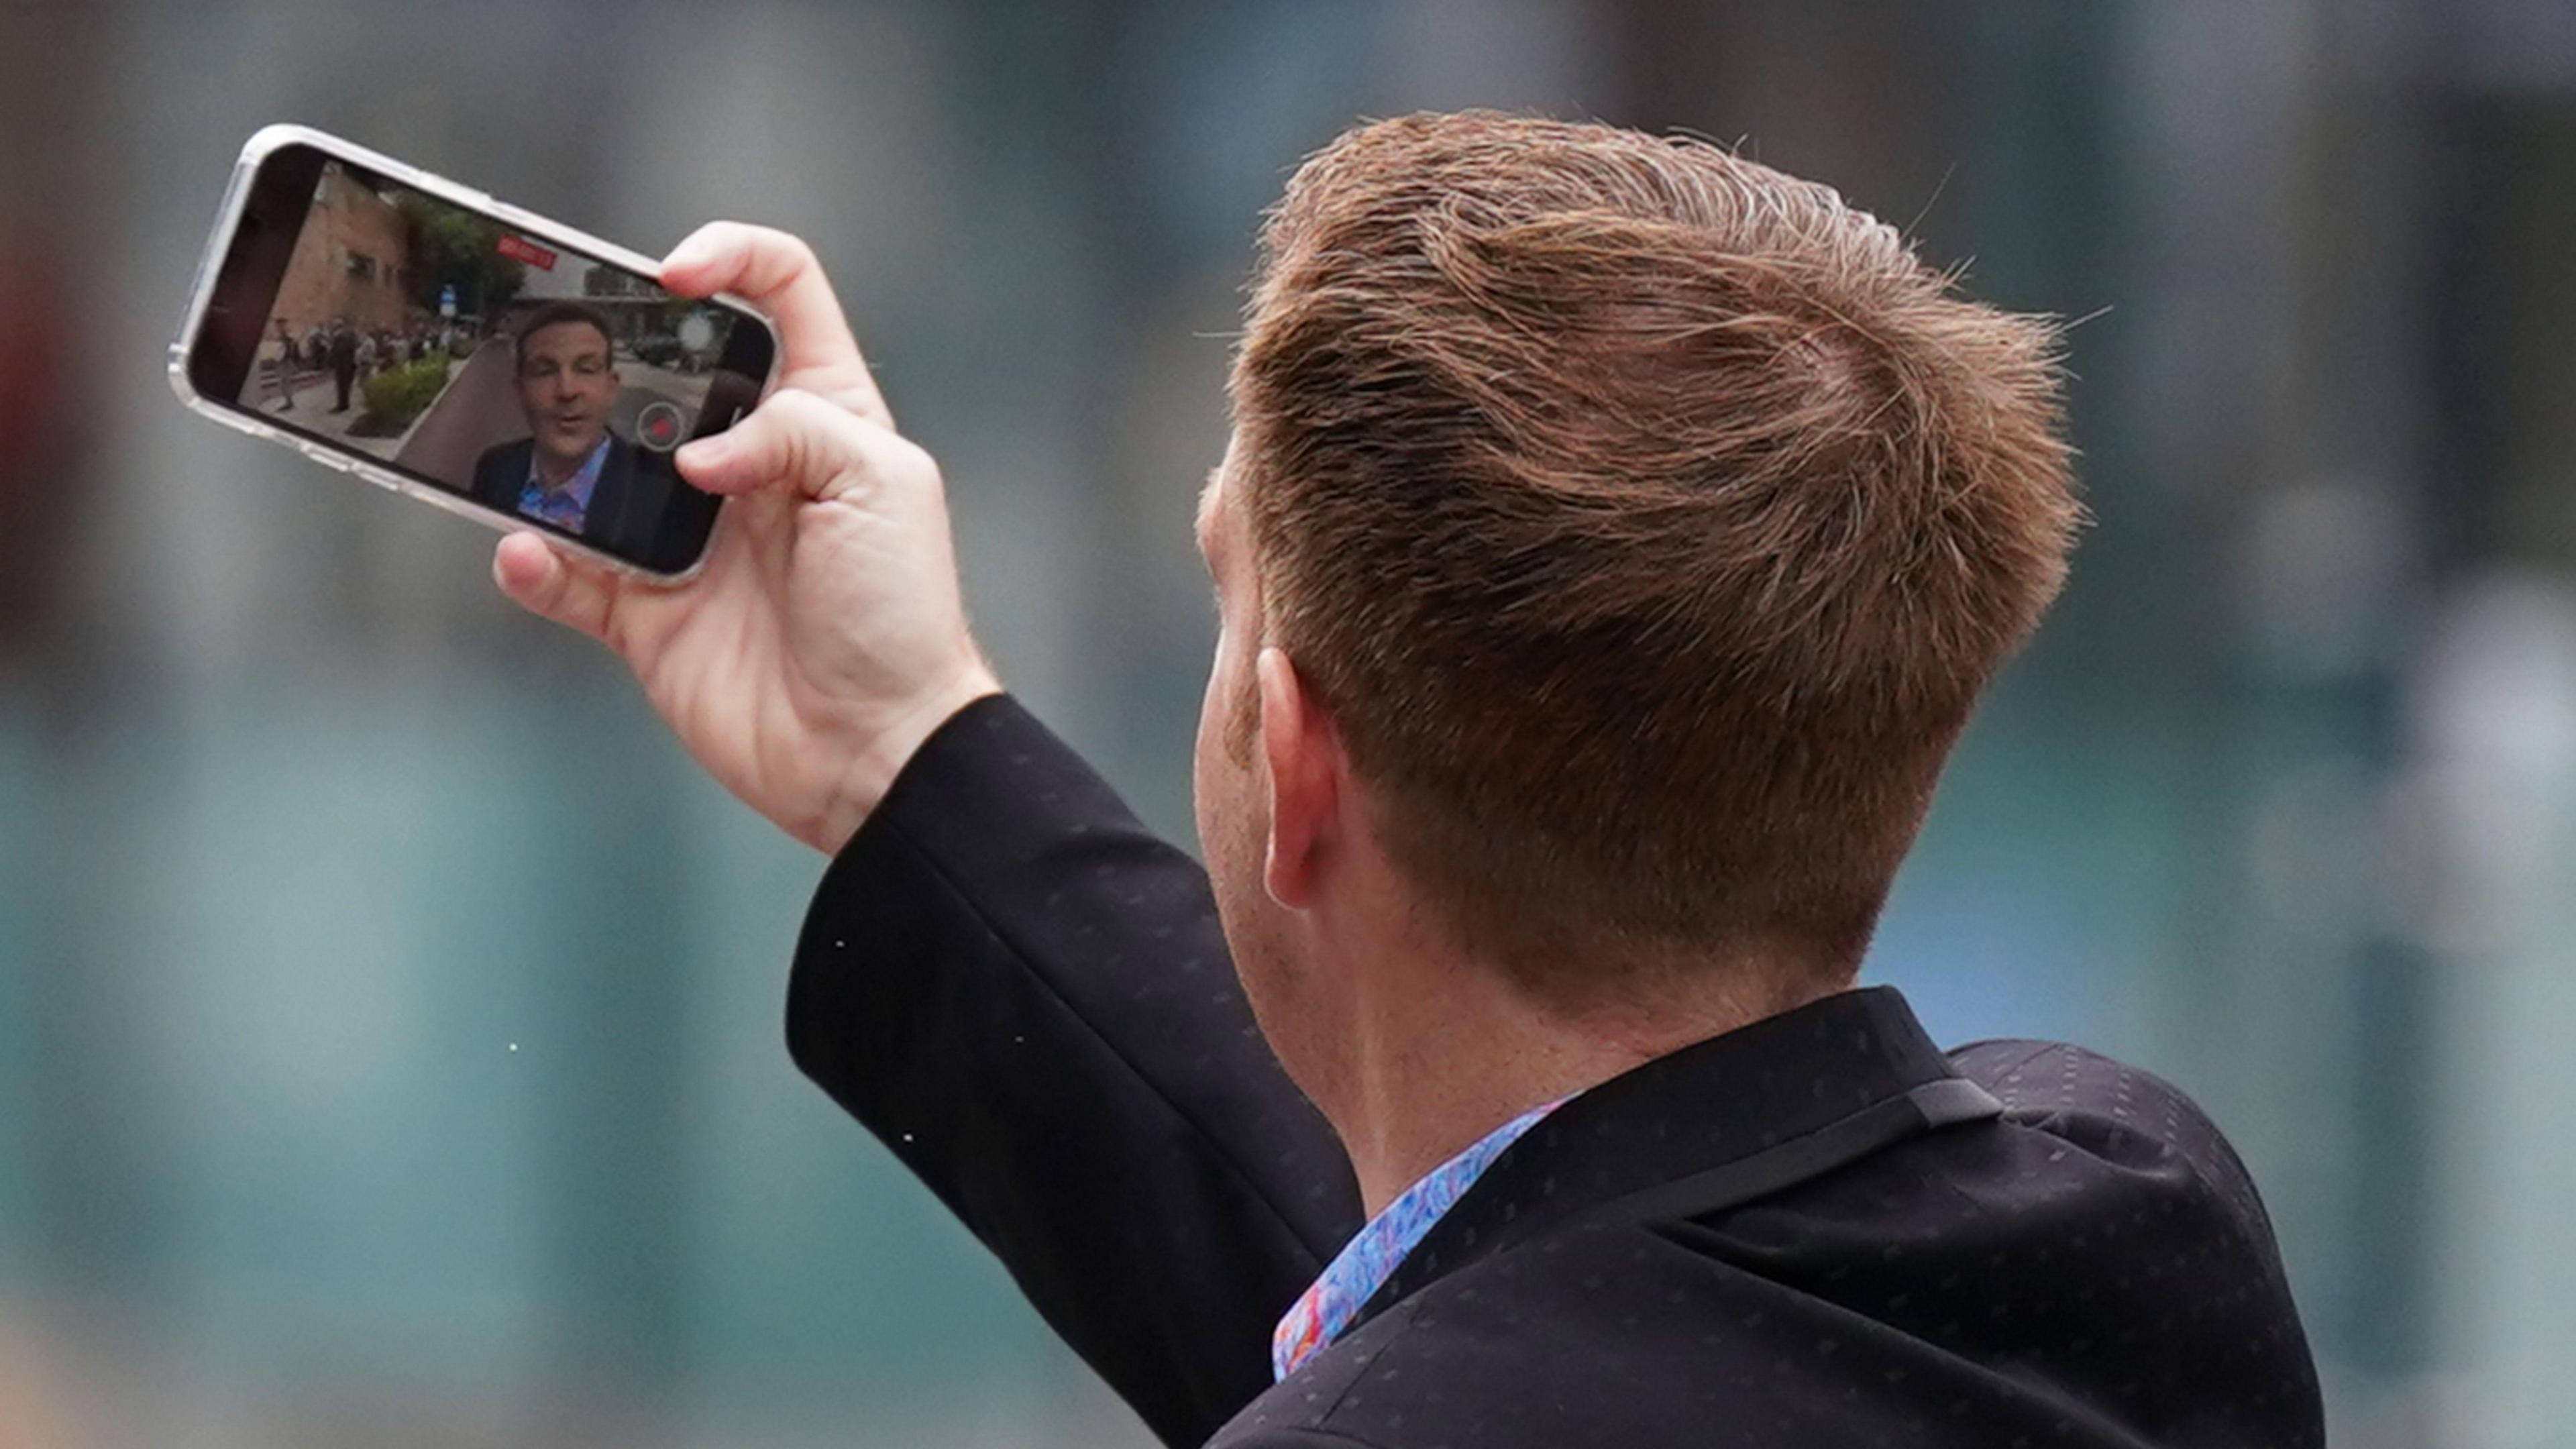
<box><xmin>743</xmin><ymin>227</ymin><xmax>818</xmax><ymax>288</ymax></box>
<box><xmin>761</xmin><ymin>227</ymin><xmax>818</xmax><ymax>269</ymax></box>
<box><xmin>763</xmin><ymin>386</ymin><xmax>832</xmax><ymax>430</ymax></box>
<box><xmin>746</xmin><ymin>386</ymin><xmax>922</xmax><ymax>494</ymax></box>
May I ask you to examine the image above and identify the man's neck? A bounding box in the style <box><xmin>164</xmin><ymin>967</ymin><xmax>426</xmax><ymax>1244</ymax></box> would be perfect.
<box><xmin>1324</xmin><ymin>928</ymin><xmax>1833</xmax><ymax>1216</ymax></box>
<box><xmin>534</xmin><ymin>438</ymin><xmax>600</xmax><ymax>488</ymax></box>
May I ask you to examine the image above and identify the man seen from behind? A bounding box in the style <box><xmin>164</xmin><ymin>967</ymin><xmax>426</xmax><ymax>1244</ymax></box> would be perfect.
<box><xmin>489</xmin><ymin>113</ymin><xmax>2323</xmax><ymax>1448</ymax></box>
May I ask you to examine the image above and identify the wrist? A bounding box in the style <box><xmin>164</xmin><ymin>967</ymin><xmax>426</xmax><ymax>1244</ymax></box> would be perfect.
<box><xmin>806</xmin><ymin>657</ymin><xmax>1004</xmax><ymax>855</ymax></box>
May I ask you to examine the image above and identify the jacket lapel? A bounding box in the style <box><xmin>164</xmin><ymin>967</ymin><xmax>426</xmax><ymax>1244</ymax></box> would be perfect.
<box><xmin>582</xmin><ymin>438</ymin><xmax>638</xmax><ymax>551</ymax></box>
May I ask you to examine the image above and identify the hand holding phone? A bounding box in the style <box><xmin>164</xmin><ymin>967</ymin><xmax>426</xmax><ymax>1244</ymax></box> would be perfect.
<box><xmin>177</xmin><ymin>129</ymin><xmax>998</xmax><ymax>847</ymax></box>
<box><xmin>496</xmin><ymin>223</ymin><xmax>1001</xmax><ymax>853</ymax></box>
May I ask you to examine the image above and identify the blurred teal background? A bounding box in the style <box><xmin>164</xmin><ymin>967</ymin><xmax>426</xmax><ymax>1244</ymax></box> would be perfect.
<box><xmin>1</xmin><ymin>1</ymin><xmax>2569</xmax><ymax>1445</ymax></box>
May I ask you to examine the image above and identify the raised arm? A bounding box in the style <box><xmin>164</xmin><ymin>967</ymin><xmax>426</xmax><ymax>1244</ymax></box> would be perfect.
<box><xmin>793</xmin><ymin>694</ymin><xmax>1358</xmax><ymax>1445</ymax></box>
<box><xmin>490</xmin><ymin>225</ymin><xmax>1359</xmax><ymax>1446</ymax></box>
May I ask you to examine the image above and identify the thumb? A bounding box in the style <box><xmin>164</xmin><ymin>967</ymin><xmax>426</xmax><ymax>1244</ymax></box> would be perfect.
<box><xmin>494</xmin><ymin>531</ymin><xmax>616</xmax><ymax>643</ymax></box>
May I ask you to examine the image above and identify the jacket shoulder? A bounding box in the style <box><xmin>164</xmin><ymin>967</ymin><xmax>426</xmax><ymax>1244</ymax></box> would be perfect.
<box><xmin>1949</xmin><ymin>1037</ymin><xmax>2279</xmax><ymax>1242</ymax></box>
<box><xmin>468</xmin><ymin>437</ymin><xmax>527</xmax><ymax>500</ymax></box>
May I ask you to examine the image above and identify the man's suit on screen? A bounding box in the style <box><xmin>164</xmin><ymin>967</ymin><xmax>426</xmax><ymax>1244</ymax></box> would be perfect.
<box><xmin>469</xmin><ymin>433</ymin><xmax>668</xmax><ymax>560</ymax></box>
<box><xmin>786</xmin><ymin>696</ymin><xmax>2325</xmax><ymax>1449</ymax></box>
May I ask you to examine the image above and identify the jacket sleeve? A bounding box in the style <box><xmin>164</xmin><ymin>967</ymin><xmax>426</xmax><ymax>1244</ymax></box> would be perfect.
<box><xmin>786</xmin><ymin>694</ymin><xmax>1363</xmax><ymax>1448</ymax></box>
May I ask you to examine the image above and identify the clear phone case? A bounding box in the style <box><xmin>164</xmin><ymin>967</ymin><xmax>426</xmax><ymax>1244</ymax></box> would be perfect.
<box><xmin>168</xmin><ymin>123</ymin><xmax>776</xmax><ymax>583</ymax></box>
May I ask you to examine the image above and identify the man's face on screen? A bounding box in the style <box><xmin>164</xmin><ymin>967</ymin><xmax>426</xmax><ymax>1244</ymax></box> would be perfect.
<box><xmin>517</xmin><ymin>321</ymin><xmax>619</xmax><ymax>466</ymax></box>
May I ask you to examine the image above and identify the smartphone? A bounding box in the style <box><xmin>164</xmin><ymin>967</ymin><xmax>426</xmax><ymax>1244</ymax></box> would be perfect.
<box><xmin>171</xmin><ymin>124</ymin><xmax>778</xmax><ymax>580</ymax></box>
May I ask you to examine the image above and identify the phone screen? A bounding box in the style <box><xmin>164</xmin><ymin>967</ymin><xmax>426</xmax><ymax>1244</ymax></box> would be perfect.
<box><xmin>186</xmin><ymin>143</ymin><xmax>773</xmax><ymax>576</ymax></box>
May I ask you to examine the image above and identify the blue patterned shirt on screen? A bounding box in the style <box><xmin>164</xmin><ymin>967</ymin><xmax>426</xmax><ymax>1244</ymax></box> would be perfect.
<box><xmin>518</xmin><ymin>434</ymin><xmax>611</xmax><ymax>533</ymax></box>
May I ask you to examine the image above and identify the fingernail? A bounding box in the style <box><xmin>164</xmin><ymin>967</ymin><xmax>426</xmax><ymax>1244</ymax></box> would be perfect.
<box><xmin>493</xmin><ymin>533</ymin><xmax>545</xmax><ymax>596</ymax></box>
<box><xmin>676</xmin><ymin>435</ymin><xmax>729</xmax><ymax>471</ymax></box>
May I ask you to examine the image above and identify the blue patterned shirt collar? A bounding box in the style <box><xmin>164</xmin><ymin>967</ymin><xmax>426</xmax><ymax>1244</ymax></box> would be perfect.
<box><xmin>1271</xmin><ymin>1095</ymin><xmax>1568</xmax><ymax>1381</ymax></box>
<box><xmin>519</xmin><ymin>433</ymin><xmax>612</xmax><ymax>532</ymax></box>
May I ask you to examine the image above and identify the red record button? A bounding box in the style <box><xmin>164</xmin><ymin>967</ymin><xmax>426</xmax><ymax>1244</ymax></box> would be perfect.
<box><xmin>637</xmin><ymin>401</ymin><xmax>684</xmax><ymax>452</ymax></box>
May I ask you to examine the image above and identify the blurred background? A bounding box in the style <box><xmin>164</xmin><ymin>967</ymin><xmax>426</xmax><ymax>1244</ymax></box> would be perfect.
<box><xmin>0</xmin><ymin>0</ymin><xmax>2567</xmax><ymax>1444</ymax></box>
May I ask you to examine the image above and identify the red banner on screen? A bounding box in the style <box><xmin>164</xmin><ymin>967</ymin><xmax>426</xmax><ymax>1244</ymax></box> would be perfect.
<box><xmin>496</xmin><ymin>235</ymin><xmax>557</xmax><ymax>270</ymax></box>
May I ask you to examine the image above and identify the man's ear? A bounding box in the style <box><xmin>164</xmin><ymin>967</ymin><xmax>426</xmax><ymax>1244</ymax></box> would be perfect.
<box><xmin>1257</xmin><ymin>646</ymin><xmax>1340</xmax><ymax>910</ymax></box>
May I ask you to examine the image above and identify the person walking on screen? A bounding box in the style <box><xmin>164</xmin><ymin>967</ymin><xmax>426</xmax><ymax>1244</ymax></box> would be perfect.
<box><xmin>267</xmin><ymin>317</ymin><xmax>297</xmax><ymax>413</ymax></box>
<box><xmin>470</xmin><ymin>301</ymin><xmax>666</xmax><ymax>559</ymax></box>
<box><xmin>326</xmin><ymin>318</ymin><xmax>358</xmax><ymax>413</ymax></box>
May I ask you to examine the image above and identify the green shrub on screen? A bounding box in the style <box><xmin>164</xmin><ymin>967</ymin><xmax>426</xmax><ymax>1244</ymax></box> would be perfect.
<box><xmin>357</xmin><ymin>356</ymin><xmax>451</xmax><ymax>435</ymax></box>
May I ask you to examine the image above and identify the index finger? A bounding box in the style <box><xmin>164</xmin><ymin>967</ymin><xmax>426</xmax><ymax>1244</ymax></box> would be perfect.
<box><xmin>659</xmin><ymin>221</ymin><xmax>890</xmax><ymax>426</ymax></box>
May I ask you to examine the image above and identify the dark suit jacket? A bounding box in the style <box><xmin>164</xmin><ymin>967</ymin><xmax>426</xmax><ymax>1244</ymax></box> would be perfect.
<box><xmin>788</xmin><ymin>696</ymin><xmax>2325</xmax><ymax>1448</ymax></box>
<box><xmin>469</xmin><ymin>434</ymin><xmax>670</xmax><ymax>561</ymax></box>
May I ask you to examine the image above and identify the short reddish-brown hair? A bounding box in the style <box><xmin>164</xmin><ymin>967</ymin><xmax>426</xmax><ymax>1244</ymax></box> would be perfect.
<box><xmin>1228</xmin><ymin>113</ymin><xmax>2078</xmax><ymax>1002</ymax></box>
